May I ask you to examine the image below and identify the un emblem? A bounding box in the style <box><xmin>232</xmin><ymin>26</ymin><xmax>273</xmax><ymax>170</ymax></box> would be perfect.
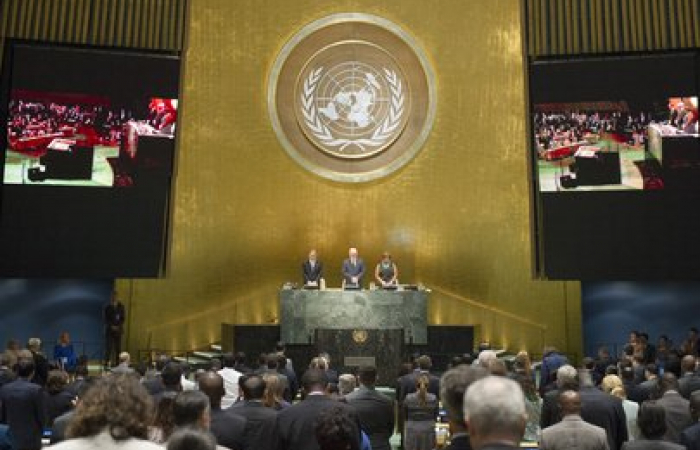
<box><xmin>269</xmin><ymin>13</ymin><xmax>436</xmax><ymax>182</ymax></box>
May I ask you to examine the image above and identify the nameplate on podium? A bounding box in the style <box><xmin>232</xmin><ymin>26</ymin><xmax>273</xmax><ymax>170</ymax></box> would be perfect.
<box><xmin>344</xmin><ymin>356</ymin><xmax>376</xmax><ymax>367</ymax></box>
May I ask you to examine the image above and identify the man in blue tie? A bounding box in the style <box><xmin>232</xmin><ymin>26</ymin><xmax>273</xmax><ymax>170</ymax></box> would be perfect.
<box><xmin>342</xmin><ymin>247</ymin><xmax>365</xmax><ymax>289</ymax></box>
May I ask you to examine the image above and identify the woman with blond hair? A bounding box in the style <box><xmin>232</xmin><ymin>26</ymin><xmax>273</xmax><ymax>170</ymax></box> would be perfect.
<box><xmin>602</xmin><ymin>374</ymin><xmax>640</xmax><ymax>440</ymax></box>
<box><xmin>403</xmin><ymin>373</ymin><xmax>439</xmax><ymax>450</ymax></box>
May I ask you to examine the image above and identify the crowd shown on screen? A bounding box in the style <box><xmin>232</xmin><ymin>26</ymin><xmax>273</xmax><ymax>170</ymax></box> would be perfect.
<box><xmin>533</xmin><ymin>110</ymin><xmax>653</xmax><ymax>153</ymax></box>
<box><xmin>7</xmin><ymin>99</ymin><xmax>132</xmax><ymax>145</ymax></box>
<box><xmin>1</xmin><ymin>328</ymin><xmax>700</xmax><ymax>450</ymax></box>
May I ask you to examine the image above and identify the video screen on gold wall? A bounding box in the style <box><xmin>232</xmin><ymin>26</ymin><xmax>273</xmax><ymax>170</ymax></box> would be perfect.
<box><xmin>529</xmin><ymin>51</ymin><xmax>700</xmax><ymax>280</ymax></box>
<box><xmin>0</xmin><ymin>41</ymin><xmax>182</xmax><ymax>277</ymax></box>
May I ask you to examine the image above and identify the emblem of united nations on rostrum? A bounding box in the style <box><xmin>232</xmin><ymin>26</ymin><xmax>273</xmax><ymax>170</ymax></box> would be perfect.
<box><xmin>269</xmin><ymin>13</ymin><xmax>435</xmax><ymax>182</ymax></box>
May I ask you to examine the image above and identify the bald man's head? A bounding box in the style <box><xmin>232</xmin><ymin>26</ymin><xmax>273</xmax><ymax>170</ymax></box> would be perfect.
<box><xmin>198</xmin><ymin>371</ymin><xmax>225</xmax><ymax>408</ymax></box>
<box><xmin>558</xmin><ymin>390</ymin><xmax>581</xmax><ymax>416</ymax></box>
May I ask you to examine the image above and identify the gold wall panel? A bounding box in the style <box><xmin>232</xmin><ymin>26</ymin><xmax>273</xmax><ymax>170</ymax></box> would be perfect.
<box><xmin>118</xmin><ymin>0</ymin><xmax>583</xmax><ymax>360</ymax></box>
<box><xmin>526</xmin><ymin>0</ymin><xmax>700</xmax><ymax>56</ymax></box>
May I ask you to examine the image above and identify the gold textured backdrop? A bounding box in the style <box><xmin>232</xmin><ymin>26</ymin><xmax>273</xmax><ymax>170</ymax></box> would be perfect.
<box><xmin>117</xmin><ymin>0</ymin><xmax>582</xmax><ymax>358</ymax></box>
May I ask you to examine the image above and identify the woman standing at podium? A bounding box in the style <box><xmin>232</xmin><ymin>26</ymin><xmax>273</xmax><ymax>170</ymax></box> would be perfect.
<box><xmin>374</xmin><ymin>251</ymin><xmax>398</xmax><ymax>287</ymax></box>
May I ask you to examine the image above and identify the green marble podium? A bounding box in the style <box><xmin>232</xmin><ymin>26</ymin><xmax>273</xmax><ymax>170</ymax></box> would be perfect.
<box><xmin>279</xmin><ymin>288</ymin><xmax>428</xmax><ymax>345</ymax></box>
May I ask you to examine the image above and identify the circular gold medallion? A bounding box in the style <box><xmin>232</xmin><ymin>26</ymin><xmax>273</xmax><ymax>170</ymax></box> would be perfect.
<box><xmin>269</xmin><ymin>13</ymin><xmax>436</xmax><ymax>182</ymax></box>
<box><xmin>352</xmin><ymin>329</ymin><xmax>369</xmax><ymax>344</ymax></box>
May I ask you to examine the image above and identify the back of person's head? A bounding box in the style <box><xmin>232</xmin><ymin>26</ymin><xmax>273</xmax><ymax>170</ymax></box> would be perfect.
<box><xmin>605</xmin><ymin>364</ymin><xmax>619</xmax><ymax>376</ymax></box>
<box><xmin>302</xmin><ymin>368</ymin><xmax>329</xmax><ymax>393</ymax></box>
<box><xmin>309</xmin><ymin>357</ymin><xmax>328</xmax><ymax>371</ymax></box>
<box><xmin>152</xmin><ymin>391</ymin><xmax>177</xmax><ymax>441</ymax></box>
<box><xmin>27</xmin><ymin>337</ymin><xmax>41</xmax><ymax>351</ymax></box>
<box><xmin>66</xmin><ymin>374</ymin><xmax>153</xmax><ymax>440</ymax></box>
<box><xmin>601</xmin><ymin>374</ymin><xmax>623</xmax><ymax>394</ymax></box>
<box><xmin>262</xmin><ymin>373</ymin><xmax>285</xmax><ymax>407</ymax></box>
<box><xmin>645</xmin><ymin>363</ymin><xmax>659</xmax><ymax>378</ymax></box>
<box><xmin>681</xmin><ymin>355</ymin><xmax>696</xmax><ymax>374</ymax></box>
<box><xmin>222</xmin><ymin>353</ymin><xmax>235</xmax><ymax>368</ymax></box>
<box><xmin>440</xmin><ymin>365</ymin><xmax>489</xmax><ymax>427</ymax></box>
<box><xmin>172</xmin><ymin>391</ymin><xmax>210</xmax><ymax>428</ymax></box>
<box><xmin>47</xmin><ymin>370</ymin><xmax>68</xmax><ymax>394</ymax></box>
<box><xmin>581</xmin><ymin>357</ymin><xmax>595</xmax><ymax>370</ymax></box>
<box><xmin>275</xmin><ymin>341</ymin><xmax>286</xmax><ymax>353</ymax></box>
<box><xmin>463</xmin><ymin>376</ymin><xmax>526</xmax><ymax>445</ymax></box>
<box><xmin>357</xmin><ymin>366</ymin><xmax>377</xmax><ymax>386</ymax></box>
<box><xmin>620</xmin><ymin>365</ymin><xmax>635</xmax><ymax>382</ymax></box>
<box><xmin>234</xmin><ymin>352</ymin><xmax>246</xmax><ymax>365</ymax></box>
<box><xmin>637</xmin><ymin>400</ymin><xmax>667</xmax><ymax>439</ymax></box>
<box><xmin>488</xmin><ymin>359</ymin><xmax>507</xmax><ymax>376</ymax></box>
<box><xmin>167</xmin><ymin>427</ymin><xmax>216</xmax><ymax>450</ymax></box>
<box><xmin>265</xmin><ymin>353</ymin><xmax>278</xmax><ymax>370</ymax></box>
<box><xmin>417</xmin><ymin>355</ymin><xmax>432</xmax><ymax>371</ymax></box>
<box><xmin>477</xmin><ymin>350</ymin><xmax>497</xmax><ymax>368</ymax></box>
<box><xmin>241</xmin><ymin>374</ymin><xmax>266</xmax><ymax>400</ymax></box>
<box><xmin>558</xmin><ymin>390</ymin><xmax>582</xmax><ymax>415</ymax></box>
<box><xmin>197</xmin><ymin>371</ymin><xmax>225</xmax><ymax>406</ymax></box>
<box><xmin>155</xmin><ymin>354</ymin><xmax>170</xmax><ymax>372</ymax></box>
<box><xmin>119</xmin><ymin>352</ymin><xmax>130</xmax><ymax>364</ymax></box>
<box><xmin>16</xmin><ymin>358</ymin><xmax>35</xmax><ymax>378</ymax></box>
<box><xmin>338</xmin><ymin>374</ymin><xmax>356</xmax><ymax>395</ymax></box>
<box><xmin>555</xmin><ymin>364</ymin><xmax>578</xmax><ymax>390</ymax></box>
<box><xmin>659</xmin><ymin>372</ymin><xmax>680</xmax><ymax>394</ymax></box>
<box><xmin>162</xmin><ymin>362</ymin><xmax>183</xmax><ymax>389</ymax></box>
<box><xmin>314</xmin><ymin>405</ymin><xmax>360</xmax><ymax>450</ymax></box>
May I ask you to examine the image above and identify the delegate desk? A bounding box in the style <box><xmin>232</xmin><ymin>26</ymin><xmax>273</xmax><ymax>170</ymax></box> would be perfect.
<box><xmin>279</xmin><ymin>288</ymin><xmax>428</xmax><ymax>345</ymax></box>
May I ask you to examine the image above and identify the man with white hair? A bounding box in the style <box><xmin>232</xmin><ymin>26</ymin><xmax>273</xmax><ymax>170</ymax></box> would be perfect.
<box><xmin>541</xmin><ymin>364</ymin><xmax>579</xmax><ymax>428</ymax></box>
<box><xmin>342</xmin><ymin>247</ymin><xmax>365</xmax><ymax>288</ymax></box>
<box><xmin>463</xmin><ymin>376</ymin><xmax>526</xmax><ymax>449</ymax></box>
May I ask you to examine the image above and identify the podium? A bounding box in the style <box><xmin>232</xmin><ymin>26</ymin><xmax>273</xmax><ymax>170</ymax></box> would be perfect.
<box><xmin>279</xmin><ymin>288</ymin><xmax>428</xmax><ymax>345</ymax></box>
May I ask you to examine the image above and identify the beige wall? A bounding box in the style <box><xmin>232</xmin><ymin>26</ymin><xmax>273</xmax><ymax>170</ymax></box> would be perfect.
<box><xmin>119</xmin><ymin>0</ymin><xmax>582</xmax><ymax>359</ymax></box>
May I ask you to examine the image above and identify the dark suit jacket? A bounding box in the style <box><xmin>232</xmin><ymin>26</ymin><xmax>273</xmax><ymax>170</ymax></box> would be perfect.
<box><xmin>302</xmin><ymin>260</ymin><xmax>323</xmax><ymax>284</ymax></box>
<box><xmin>657</xmin><ymin>391</ymin><xmax>693</xmax><ymax>444</ymax></box>
<box><xmin>342</xmin><ymin>258</ymin><xmax>365</xmax><ymax>287</ymax></box>
<box><xmin>621</xmin><ymin>438</ymin><xmax>685</xmax><ymax>450</ymax></box>
<box><xmin>579</xmin><ymin>386</ymin><xmax>628</xmax><ymax>450</ymax></box>
<box><xmin>346</xmin><ymin>386</ymin><xmax>395</xmax><ymax>450</ymax></box>
<box><xmin>103</xmin><ymin>302</ymin><xmax>126</xmax><ymax>330</ymax></box>
<box><xmin>228</xmin><ymin>400</ymin><xmax>279</xmax><ymax>450</ymax></box>
<box><xmin>210</xmin><ymin>406</ymin><xmax>247</xmax><ymax>450</ymax></box>
<box><xmin>623</xmin><ymin>380</ymin><xmax>648</xmax><ymax>404</ymax></box>
<box><xmin>445</xmin><ymin>434</ymin><xmax>472</xmax><ymax>450</ymax></box>
<box><xmin>277</xmin><ymin>394</ymin><xmax>360</xmax><ymax>450</ymax></box>
<box><xmin>0</xmin><ymin>378</ymin><xmax>46</xmax><ymax>450</ymax></box>
<box><xmin>540</xmin><ymin>389</ymin><xmax>561</xmax><ymax>429</ymax></box>
<box><xmin>681</xmin><ymin>422</ymin><xmax>700</xmax><ymax>450</ymax></box>
<box><xmin>679</xmin><ymin>373</ymin><xmax>700</xmax><ymax>399</ymax></box>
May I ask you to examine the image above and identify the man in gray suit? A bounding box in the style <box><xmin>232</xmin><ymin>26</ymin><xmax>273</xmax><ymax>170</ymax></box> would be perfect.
<box><xmin>540</xmin><ymin>390</ymin><xmax>609</xmax><ymax>450</ymax></box>
<box><xmin>657</xmin><ymin>372</ymin><xmax>694</xmax><ymax>444</ymax></box>
<box><xmin>342</xmin><ymin>247</ymin><xmax>365</xmax><ymax>288</ymax></box>
<box><xmin>346</xmin><ymin>366</ymin><xmax>395</xmax><ymax>450</ymax></box>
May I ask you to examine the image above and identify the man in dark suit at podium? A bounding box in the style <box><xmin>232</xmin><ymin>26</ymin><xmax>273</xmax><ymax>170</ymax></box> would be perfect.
<box><xmin>302</xmin><ymin>249</ymin><xmax>323</xmax><ymax>287</ymax></box>
<box><xmin>342</xmin><ymin>247</ymin><xmax>365</xmax><ymax>289</ymax></box>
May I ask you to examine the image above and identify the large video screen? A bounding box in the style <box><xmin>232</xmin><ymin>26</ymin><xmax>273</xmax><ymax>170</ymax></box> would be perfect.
<box><xmin>529</xmin><ymin>52</ymin><xmax>700</xmax><ymax>280</ymax></box>
<box><xmin>0</xmin><ymin>41</ymin><xmax>181</xmax><ymax>277</ymax></box>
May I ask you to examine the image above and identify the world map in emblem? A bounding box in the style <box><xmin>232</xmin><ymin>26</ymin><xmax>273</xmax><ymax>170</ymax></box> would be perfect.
<box><xmin>298</xmin><ymin>60</ymin><xmax>408</xmax><ymax>158</ymax></box>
